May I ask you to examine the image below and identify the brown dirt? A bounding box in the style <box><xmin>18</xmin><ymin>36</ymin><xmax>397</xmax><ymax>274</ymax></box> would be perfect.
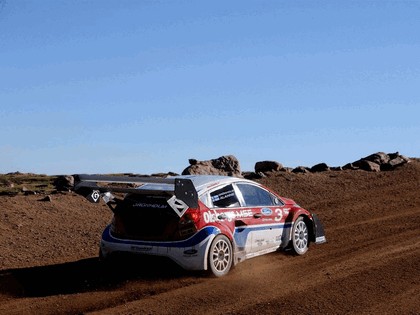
<box><xmin>0</xmin><ymin>162</ymin><xmax>419</xmax><ymax>314</ymax></box>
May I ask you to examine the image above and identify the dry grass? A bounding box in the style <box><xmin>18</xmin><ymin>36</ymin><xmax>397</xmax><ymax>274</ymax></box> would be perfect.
<box><xmin>0</xmin><ymin>173</ymin><xmax>57</xmax><ymax>195</ymax></box>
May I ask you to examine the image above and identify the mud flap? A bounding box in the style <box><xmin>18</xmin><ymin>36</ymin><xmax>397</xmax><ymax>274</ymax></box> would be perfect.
<box><xmin>312</xmin><ymin>213</ymin><xmax>326</xmax><ymax>244</ymax></box>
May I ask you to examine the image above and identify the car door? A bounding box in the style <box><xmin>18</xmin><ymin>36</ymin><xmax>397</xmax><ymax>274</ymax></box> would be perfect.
<box><xmin>205</xmin><ymin>184</ymin><xmax>254</xmax><ymax>254</ymax></box>
<box><xmin>234</xmin><ymin>183</ymin><xmax>285</xmax><ymax>254</ymax></box>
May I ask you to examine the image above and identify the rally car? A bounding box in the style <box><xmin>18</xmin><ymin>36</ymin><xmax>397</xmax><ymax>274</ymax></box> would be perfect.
<box><xmin>74</xmin><ymin>174</ymin><xmax>326</xmax><ymax>277</ymax></box>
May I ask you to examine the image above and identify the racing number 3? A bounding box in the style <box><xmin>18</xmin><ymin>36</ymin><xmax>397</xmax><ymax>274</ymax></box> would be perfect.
<box><xmin>274</xmin><ymin>208</ymin><xmax>283</xmax><ymax>221</ymax></box>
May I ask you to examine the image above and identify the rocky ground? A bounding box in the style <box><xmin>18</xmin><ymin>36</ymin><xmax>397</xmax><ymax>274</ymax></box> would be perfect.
<box><xmin>0</xmin><ymin>159</ymin><xmax>419</xmax><ymax>314</ymax></box>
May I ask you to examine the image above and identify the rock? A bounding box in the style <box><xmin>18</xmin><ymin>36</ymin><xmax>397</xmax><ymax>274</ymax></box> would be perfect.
<box><xmin>255</xmin><ymin>161</ymin><xmax>283</xmax><ymax>173</ymax></box>
<box><xmin>53</xmin><ymin>175</ymin><xmax>74</xmax><ymax>191</ymax></box>
<box><xmin>39</xmin><ymin>195</ymin><xmax>52</xmax><ymax>202</ymax></box>
<box><xmin>388</xmin><ymin>152</ymin><xmax>400</xmax><ymax>160</ymax></box>
<box><xmin>349</xmin><ymin>152</ymin><xmax>410</xmax><ymax>172</ymax></box>
<box><xmin>354</xmin><ymin>160</ymin><xmax>381</xmax><ymax>172</ymax></box>
<box><xmin>381</xmin><ymin>156</ymin><xmax>409</xmax><ymax>171</ymax></box>
<box><xmin>182</xmin><ymin>155</ymin><xmax>241</xmax><ymax>177</ymax></box>
<box><xmin>330</xmin><ymin>166</ymin><xmax>343</xmax><ymax>171</ymax></box>
<box><xmin>362</xmin><ymin>152</ymin><xmax>390</xmax><ymax>165</ymax></box>
<box><xmin>310</xmin><ymin>163</ymin><xmax>330</xmax><ymax>172</ymax></box>
<box><xmin>292</xmin><ymin>166</ymin><xmax>310</xmax><ymax>174</ymax></box>
<box><xmin>343</xmin><ymin>163</ymin><xmax>358</xmax><ymax>170</ymax></box>
<box><xmin>5</xmin><ymin>181</ymin><xmax>15</xmax><ymax>188</ymax></box>
<box><xmin>188</xmin><ymin>159</ymin><xmax>198</xmax><ymax>165</ymax></box>
<box><xmin>243</xmin><ymin>172</ymin><xmax>264</xmax><ymax>180</ymax></box>
<box><xmin>22</xmin><ymin>186</ymin><xmax>37</xmax><ymax>195</ymax></box>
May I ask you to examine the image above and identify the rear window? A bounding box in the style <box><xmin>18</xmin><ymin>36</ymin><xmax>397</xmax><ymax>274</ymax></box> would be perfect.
<box><xmin>210</xmin><ymin>184</ymin><xmax>239</xmax><ymax>208</ymax></box>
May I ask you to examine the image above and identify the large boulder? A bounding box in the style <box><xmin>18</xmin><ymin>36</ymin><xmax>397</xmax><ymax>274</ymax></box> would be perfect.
<box><xmin>255</xmin><ymin>161</ymin><xmax>283</xmax><ymax>173</ymax></box>
<box><xmin>354</xmin><ymin>160</ymin><xmax>381</xmax><ymax>172</ymax></box>
<box><xmin>310</xmin><ymin>163</ymin><xmax>330</xmax><ymax>172</ymax></box>
<box><xmin>182</xmin><ymin>155</ymin><xmax>242</xmax><ymax>177</ymax></box>
<box><xmin>362</xmin><ymin>152</ymin><xmax>390</xmax><ymax>165</ymax></box>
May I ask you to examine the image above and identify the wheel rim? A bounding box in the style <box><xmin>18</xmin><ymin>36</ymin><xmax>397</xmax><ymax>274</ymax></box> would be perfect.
<box><xmin>294</xmin><ymin>220</ymin><xmax>308</xmax><ymax>252</ymax></box>
<box><xmin>211</xmin><ymin>239</ymin><xmax>231</xmax><ymax>273</ymax></box>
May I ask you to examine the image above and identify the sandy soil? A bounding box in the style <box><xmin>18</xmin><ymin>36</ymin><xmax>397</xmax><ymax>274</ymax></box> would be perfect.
<box><xmin>0</xmin><ymin>161</ymin><xmax>419</xmax><ymax>314</ymax></box>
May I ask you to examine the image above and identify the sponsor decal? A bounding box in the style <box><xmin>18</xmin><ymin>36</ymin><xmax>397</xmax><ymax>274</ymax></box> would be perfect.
<box><xmin>88</xmin><ymin>190</ymin><xmax>100</xmax><ymax>203</ymax></box>
<box><xmin>167</xmin><ymin>196</ymin><xmax>189</xmax><ymax>217</ymax></box>
<box><xmin>133</xmin><ymin>202</ymin><xmax>167</xmax><ymax>209</ymax></box>
<box><xmin>261</xmin><ymin>208</ymin><xmax>272</xmax><ymax>216</ymax></box>
<box><xmin>206</xmin><ymin>182</ymin><xmax>221</xmax><ymax>189</ymax></box>
<box><xmin>203</xmin><ymin>209</ymin><xmax>254</xmax><ymax>223</ymax></box>
<box><xmin>229</xmin><ymin>209</ymin><xmax>253</xmax><ymax>219</ymax></box>
<box><xmin>211</xmin><ymin>189</ymin><xmax>235</xmax><ymax>202</ymax></box>
<box><xmin>203</xmin><ymin>211</ymin><xmax>219</xmax><ymax>223</ymax></box>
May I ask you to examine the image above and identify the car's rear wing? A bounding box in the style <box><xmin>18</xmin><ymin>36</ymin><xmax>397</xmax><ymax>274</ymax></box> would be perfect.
<box><xmin>73</xmin><ymin>174</ymin><xmax>198</xmax><ymax>217</ymax></box>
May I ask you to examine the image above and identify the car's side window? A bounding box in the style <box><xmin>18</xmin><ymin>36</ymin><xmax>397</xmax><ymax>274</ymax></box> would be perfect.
<box><xmin>236</xmin><ymin>183</ymin><xmax>280</xmax><ymax>207</ymax></box>
<box><xmin>209</xmin><ymin>184</ymin><xmax>240</xmax><ymax>208</ymax></box>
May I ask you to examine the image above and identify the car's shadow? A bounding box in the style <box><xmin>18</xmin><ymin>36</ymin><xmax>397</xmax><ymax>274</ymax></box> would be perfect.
<box><xmin>0</xmin><ymin>255</ymin><xmax>192</xmax><ymax>298</ymax></box>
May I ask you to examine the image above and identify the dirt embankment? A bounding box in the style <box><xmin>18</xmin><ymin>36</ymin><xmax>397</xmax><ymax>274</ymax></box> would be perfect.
<box><xmin>0</xmin><ymin>161</ymin><xmax>419</xmax><ymax>314</ymax></box>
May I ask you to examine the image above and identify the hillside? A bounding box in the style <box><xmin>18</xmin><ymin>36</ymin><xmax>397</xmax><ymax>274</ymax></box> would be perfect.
<box><xmin>0</xmin><ymin>160</ymin><xmax>419</xmax><ymax>314</ymax></box>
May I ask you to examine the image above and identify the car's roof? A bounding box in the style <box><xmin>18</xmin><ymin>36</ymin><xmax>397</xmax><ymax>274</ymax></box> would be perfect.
<box><xmin>178</xmin><ymin>175</ymin><xmax>255</xmax><ymax>193</ymax></box>
<box><xmin>138</xmin><ymin>175</ymin><xmax>256</xmax><ymax>195</ymax></box>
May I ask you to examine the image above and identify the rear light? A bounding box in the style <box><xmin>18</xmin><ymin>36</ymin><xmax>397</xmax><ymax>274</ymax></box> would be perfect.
<box><xmin>188</xmin><ymin>210</ymin><xmax>201</xmax><ymax>224</ymax></box>
<box><xmin>180</xmin><ymin>209</ymin><xmax>200</xmax><ymax>225</ymax></box>
<box><xmin>178</xmin><ymin>209</ymin><xmax>200</xmax><ymax>237</ymax></box>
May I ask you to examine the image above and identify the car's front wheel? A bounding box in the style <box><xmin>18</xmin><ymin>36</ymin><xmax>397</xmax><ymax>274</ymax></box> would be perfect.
<box><xmin>291</xmin><ymin>216</ymin><xmax>309</xmax><ymax>255</ymax></box>
<box><xmin>208</xmin><ymin>235</ymin><xmax>233</xmax><ymax>277</ymax></box>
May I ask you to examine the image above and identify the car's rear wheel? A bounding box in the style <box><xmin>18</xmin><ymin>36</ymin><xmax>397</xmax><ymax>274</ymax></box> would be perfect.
<box><xmin>291</xmin><ymin>216</ymin><xmax>309</xmax><ymax>255</ymax></box>
<box><xmin>208</xmin><ymin>235</ymin><xmax>233</xmax><ymax>277</ymax></box>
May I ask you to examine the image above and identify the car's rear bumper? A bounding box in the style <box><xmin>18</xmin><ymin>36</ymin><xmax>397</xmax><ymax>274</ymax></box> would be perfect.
<box><xmin>100</xmin><ymin>225</ymin><xmax>220</xmax><ymax>271</ymax></box>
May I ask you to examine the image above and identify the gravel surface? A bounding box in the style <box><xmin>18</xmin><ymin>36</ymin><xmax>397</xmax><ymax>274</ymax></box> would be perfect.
<box><xmin>0</xmin><ymin>162</ymin><xmax>419</xmax><ymax>314</ymax></box>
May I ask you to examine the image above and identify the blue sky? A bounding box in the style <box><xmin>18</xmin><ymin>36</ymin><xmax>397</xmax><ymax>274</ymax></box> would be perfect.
<box><xmin>1</xmin><ymin>1</ymin><xmax>419</xmax><ymax>175</ymax></box>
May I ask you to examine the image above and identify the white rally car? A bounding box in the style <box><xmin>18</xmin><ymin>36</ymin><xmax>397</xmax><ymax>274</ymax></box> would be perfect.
<box><xmin>74</xmin><ymin>174</ymin><xmax>326</xmax><ymax>277</ymax></box>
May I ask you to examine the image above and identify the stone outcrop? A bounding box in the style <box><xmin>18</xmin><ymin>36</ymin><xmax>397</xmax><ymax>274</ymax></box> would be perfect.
<box><xmin>182</xmin><ymin>155</ymin><xmax>241</xmax><ymax>177</ymax></box>
<box><xmin>250</xmin><ymin>152</ymin><xmax>410</xmax><ymax>175</ymax></box>
<box><xmin>254</xmin><ymin>161</ymin><xmax>283</xmax><ymax>174</ymax></box>
<box><xmin>362</xmin><ymin>152</ymin><xmax>390</xmax><ymax>165</ymax></box>
<box><xmin>53</xmin><ymin>175</ymin><xmax>74</xmax><ymax>191</ymax></box>
<box><xmin>310</xmin><ymin>163</ymin><xmax>330</xmax><ymax>172</ymax></box>
<box><xmin>347</xmin><ymin>152</ymin><xmax>410</xmax><ymax>172</ymax></box>
<box><xmin>353</xmin><ymin>160</ymin><xmax>381</xmax><ymax>172</ymax></box>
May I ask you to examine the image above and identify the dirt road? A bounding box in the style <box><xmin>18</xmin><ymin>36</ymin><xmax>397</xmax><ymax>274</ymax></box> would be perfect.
<box><xmin>0</xmin><ymin>162</ymin><xmax>419</xmax><ymax>314</ymax></box>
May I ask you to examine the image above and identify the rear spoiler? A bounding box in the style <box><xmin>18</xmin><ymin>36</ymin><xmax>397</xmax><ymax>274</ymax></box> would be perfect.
<box><xmin>73</xmin><ymin>174</ymin><xmax>198</xmax><ymax>217</ymax></box>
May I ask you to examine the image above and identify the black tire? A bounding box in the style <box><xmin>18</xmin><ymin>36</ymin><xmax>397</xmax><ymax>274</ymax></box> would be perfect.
<box><xmin>291</xmin><ymin>216</ymin><xmax>309</xmax><ymax>255</ymax></box>
<box><xmin>208</xmin><ymin>235</ymin><xmax>233</xmax><ymax>277</ymax></box>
